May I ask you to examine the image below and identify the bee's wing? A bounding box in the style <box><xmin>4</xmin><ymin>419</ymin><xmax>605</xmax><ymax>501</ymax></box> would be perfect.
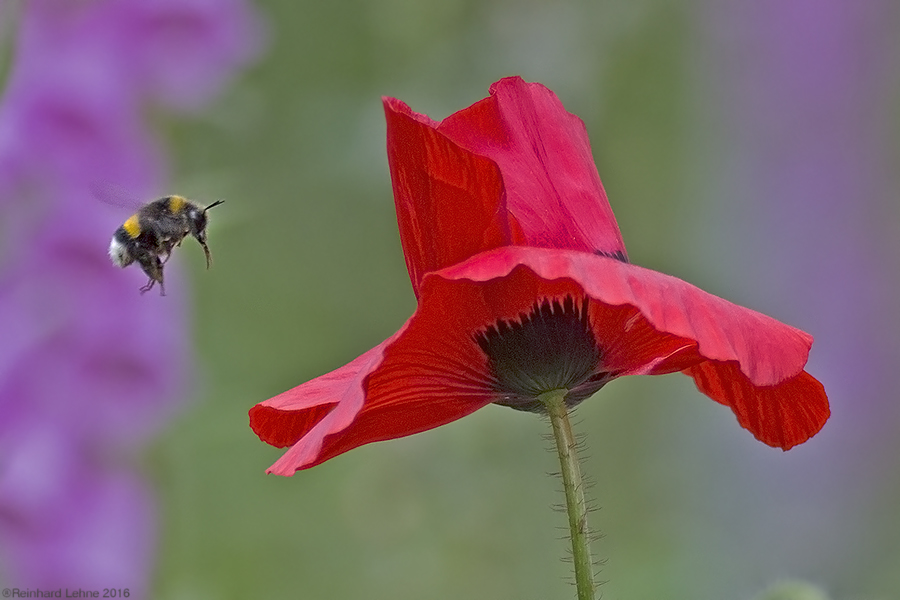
<box><xmin>90</xmin><ymin>181</ymin><xmax>145</xmax><ymax>211</ymax></box>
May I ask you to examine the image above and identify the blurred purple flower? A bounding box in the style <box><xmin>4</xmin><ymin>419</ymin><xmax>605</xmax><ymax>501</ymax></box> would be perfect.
<box><xmin>0</xmin><ymin>426</ymin><xmax>155</xmax><ymax>591</ymax></box>
<box><xmin>0</xmin><ymin>0</ymin><xmax>162</xmax><ymax>261</ymax></box>
<box><xmin>687</xmin><ymin>0</ymin><xmax>899</xmax><ymax>596</ymax></box>
<box><xmin>111</xmin><ymin>0</ymin><xmax>266</xmax><ymax>110</ymax></box>
<box><xmin>0</xmin><ymin>0</ymin><xmax>263</xmax><ymax>594</ymax></box>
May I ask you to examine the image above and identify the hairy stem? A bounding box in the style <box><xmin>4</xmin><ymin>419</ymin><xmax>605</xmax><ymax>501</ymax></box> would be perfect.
<box><xmin>540</xmin><ymin>389</ymin><xmax>596</xmax><ymax>600</ymax></box>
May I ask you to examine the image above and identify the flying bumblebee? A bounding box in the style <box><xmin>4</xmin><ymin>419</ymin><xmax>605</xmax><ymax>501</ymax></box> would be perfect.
<box><xmin>107</xmin><ymin>194</ymin><xmax>225</xmax><ymax>296</ymax></box>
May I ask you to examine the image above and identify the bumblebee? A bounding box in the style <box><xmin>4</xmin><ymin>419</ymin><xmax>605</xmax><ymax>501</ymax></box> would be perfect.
<box><xmin>108</xmin><ymin>195</ymin><xmax>224</xmax><ymax>295</ymax></box>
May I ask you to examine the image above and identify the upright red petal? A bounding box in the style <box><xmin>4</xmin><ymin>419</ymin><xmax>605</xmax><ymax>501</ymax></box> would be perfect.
<box><xmin>384</xmin><ymin>77</ymin><xmax>628</xmax><ymax>297</ymax></box>
<box><xmin>384</xmin><ymin>98</ymin><xmax>517</xmax><ymax>297</ymax></box>
<box><xmin>438</xmin><ymin>76</ymin><xmax>627</xmax><ymax>259</ymax></box>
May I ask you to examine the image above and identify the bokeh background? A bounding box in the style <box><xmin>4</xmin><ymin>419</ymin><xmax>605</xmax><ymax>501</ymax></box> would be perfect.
<box><xmin>2</xmin><ymin>1</ymin><xmax>899</xmax><ymax>599</ymax></box>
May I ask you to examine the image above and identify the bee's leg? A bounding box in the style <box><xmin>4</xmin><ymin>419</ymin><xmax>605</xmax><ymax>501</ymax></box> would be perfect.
<box><xmin>157</xmin><ymin>239</ymin><xmax>175</xmax><ymax>264</ymax></box>
<box><xmin>140</xmin><ymin>280</ymin><xmax>165</xmax><ymax>296</ymax></box>
<box><xmin>155</xmin><ymin>258</ymin><xmax>166</xmax><ymax>296</ymax></box>
<box><xmin>139</xmin><ymin>255</ymin><xmax>166</xmax><ymax>296</ymax></box>
<box><xmin>199</xmin><ymin>240</ymin><xmax>213</xmax><ymax>269</ymax></box>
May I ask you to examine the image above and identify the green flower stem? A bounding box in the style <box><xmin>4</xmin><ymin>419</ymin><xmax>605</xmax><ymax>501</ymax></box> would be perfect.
<box><xmin>540</xmin><ymin>388</ymin><xmax>596</xmax><ymax>600</ymax></box>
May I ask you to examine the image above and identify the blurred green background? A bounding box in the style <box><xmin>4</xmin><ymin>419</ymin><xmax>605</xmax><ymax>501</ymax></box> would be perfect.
<box><xmin>147</xmin><ymin>1</ymin><xmax>900</xmax><ymax>599</ymax></box>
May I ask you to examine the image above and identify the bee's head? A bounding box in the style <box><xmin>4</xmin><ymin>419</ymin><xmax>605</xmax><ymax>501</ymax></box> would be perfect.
<box><xmin>188</xmin><ymin>200</ymin><xmax>224</xmax><ymax>241</ymax></box>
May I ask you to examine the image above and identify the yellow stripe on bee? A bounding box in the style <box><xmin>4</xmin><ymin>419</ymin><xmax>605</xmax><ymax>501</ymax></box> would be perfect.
<box><xmin>123</xmin><ymin>214</ymin><xmax>141</xmax><ymax>238</ymax></box>
<box><xmin>169</xmin><ymin>195</ymin><xmax>186</xmax><ymax>212</ymax></box>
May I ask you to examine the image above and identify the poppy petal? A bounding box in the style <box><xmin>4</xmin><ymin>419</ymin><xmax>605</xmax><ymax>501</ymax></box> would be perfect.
<box><xmin>252</xmin><ymin>257</ymin><xmax>614</xmax><ymax>474</ymax></box>
<box><xmin>249</xmin><ymin>333</ymin><xmax>397</xmax><ymax>473</ymax></box>
<box><xmin>250</xmin><ymin>317</ymin><xmax>498</xmax><ymax>475</ymax></box>
<box><xmin>252</xmin><ymin>244</ymin><xmax>827</xmax><ymax>474</ymax></box>
<box><xmin>384</xmin><ymin>97</ymin><xmax>516</xmax><ymax>297</ymax></box>
<box><xmin>383</xmin><ymin>76</ymin><xmax>628</xmax><ymax>297</ymax></box>
<box><xmin>438</xmin><ymin>76</ymin><xmax>627</xmax><ymax>259</ymax></box>
<box><xmin>436</xmin><ymin>246</ymin><xmax>815</xmax><ymax>387</ymax></box>
<box><xmin>434</xmin><ymin>246</ymin><xmax>827</xmax><ymax>446</ymax></box>
<box><xmin>686</xmin><ymin>362</ymin><xmax>829</xmax><ymax>449</ymax></box>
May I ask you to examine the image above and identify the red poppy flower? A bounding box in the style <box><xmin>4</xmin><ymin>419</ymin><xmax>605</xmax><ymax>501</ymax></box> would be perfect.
<box><xmin>250</xmin><ymin>77</ymin><xmax>829</xmax><ymax>476</ymax></box>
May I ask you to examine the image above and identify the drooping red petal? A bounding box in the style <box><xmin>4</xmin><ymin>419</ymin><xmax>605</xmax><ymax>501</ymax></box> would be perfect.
<box><xmin>384</xmin><ymin>97</ymin><xmax>518</xmax><ymax>298</ymax></box>
<box><xmin>686</xmin><ymin>362</ymin><xmax>829</xmax><ymax>450</ymax></box>
<box><xmin>437</xmin><ymin>246</ymin><xmax>814</xmax><ymax>386</ymax></box>
<box><xmin>430</xmin><ymin>246</ymin><xmax>827</xmax><ymax>447</ymax></box>
<box><xmin>249</xmin><ymin>334</ymin><xmax>397</xmax><ymax>473</ymax></box>
<box><xmin>252</xmin><ymin>245</ymin><xmax>826</xmax><ymax>474</ymax></box>
<box><xmin>249</xmin><ymin>402</ymin><xmax>337</xmax><ymax>449</ymax></box>
<box><xmin>251</xmin><ymin>257</ymin><xmax>617</xmax><ymax>475</ymax></box>
<box><xmin>249</xmin><ymin>316</ymin><xmax>499</xmax><ymax>475</ymax></box>
<box><xmin>438</xmin><ymin>77</ymin><xmax>627</xmax><ymax>259</ymax></box>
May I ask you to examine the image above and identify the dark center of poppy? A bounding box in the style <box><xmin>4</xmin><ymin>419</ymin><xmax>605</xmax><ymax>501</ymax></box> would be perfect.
<box><xmin>474</xmin><ymin>296</ymin><xmax>611</xmax><ymax>412</ymax></box>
